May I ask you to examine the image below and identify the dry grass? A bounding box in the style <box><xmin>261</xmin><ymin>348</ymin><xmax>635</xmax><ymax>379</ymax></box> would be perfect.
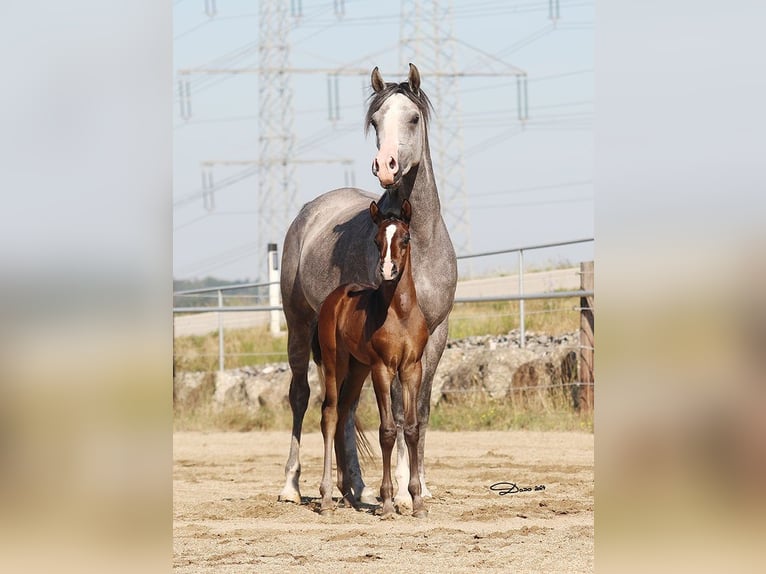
<box><xmin>173</xmin><ymin>385</ymin><xmax>593</xmax><ymax>434</ymax></box>
<box><xmin>173</xmin><ymin>324</ymin><xmax>288</xmax><ymax>372</ymax></box>
<box><xmin>173</xmin><ymin>390</ymin><xmax>382</xmax><ymax>433</ymax></box>
<box><xmin>430</xmin><ymin>395</ymin><xmax>593</xmax><ymax>433</ymax></box>
<box><xmin>448</xmin><ymin>295</ymin><xmax>580</xmax><ymax>340</ymax></box>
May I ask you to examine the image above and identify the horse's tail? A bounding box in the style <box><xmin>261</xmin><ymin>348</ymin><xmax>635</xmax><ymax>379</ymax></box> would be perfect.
<box><xmin>310</xmin><ymin>320</ymin><xmax>321</xmax><ymax>367</ymax></box>
<box><xmin>354</xmin><ymin>414</ymin><xmax>375</xmax><ymax>466</ymax></box>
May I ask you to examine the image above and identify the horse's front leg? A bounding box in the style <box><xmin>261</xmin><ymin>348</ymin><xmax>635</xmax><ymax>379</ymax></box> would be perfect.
<box><xmin>278</xmin><ymin>321</ymin><xmax>311</xmax><ymax>504</ymax></box>
<box><xmin>394</xmin><ymin>319</ymin><xmax>449</xmax><ymax>504</ymax></box>
<box><xmin>400</xmin><ymin>360</ymin><xmax>427</xmax><ymax>518</ymax></box>
<box><xmin>372</xmin><ymin>364</ymin><xmax>396</xmax><ymax>519</ymax></box>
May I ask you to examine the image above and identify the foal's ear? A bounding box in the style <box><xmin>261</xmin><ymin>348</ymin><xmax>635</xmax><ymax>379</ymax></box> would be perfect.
<box><xmin>371</xmin><ymin>66</ymin><xmax>385</xmax><ymax>93</ymax></box>
<box><xmin>401</xmin><ymin>199</ymin><xmax>412</xmax><ymax>223</ymax></box>
<box><xmin>369</xmin><ymin>201</ymin><xmax>382</xmax><ymax>224</ymax></box>
<box><xmin>407</xmin><ymin>63</ymin><xmax>421</xmax><ymax>96</ymax></box>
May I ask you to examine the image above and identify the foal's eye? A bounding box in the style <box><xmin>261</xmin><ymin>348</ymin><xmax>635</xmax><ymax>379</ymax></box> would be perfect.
<box><xmin>402</xmin><ymin>234</ymin><xmax>410</xmax><ymax>245</ymax></box>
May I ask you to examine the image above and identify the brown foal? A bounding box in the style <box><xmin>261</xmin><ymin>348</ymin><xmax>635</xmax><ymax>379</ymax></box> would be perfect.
<box><xmin>313</xmin><ymin>199</ymin><xmax>429</xmax><ymax>519</ymax></box>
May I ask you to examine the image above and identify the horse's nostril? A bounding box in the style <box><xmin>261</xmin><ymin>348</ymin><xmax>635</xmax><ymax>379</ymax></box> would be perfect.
<box><xmin>388</xmin><ymin>157</ymin><xmax>397</xmax><ymax>172</ymax></box>
<box><xmin>372</xmin><ymin>159</ymin><xmax>379</xmax><ymax>174</ymax></box>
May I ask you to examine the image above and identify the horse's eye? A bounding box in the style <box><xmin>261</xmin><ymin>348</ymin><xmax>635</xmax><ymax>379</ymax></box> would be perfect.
<box><xmin>410</xmin><ymin>114</ymin><xmax>419</xmax><ymax>125</ymax></box>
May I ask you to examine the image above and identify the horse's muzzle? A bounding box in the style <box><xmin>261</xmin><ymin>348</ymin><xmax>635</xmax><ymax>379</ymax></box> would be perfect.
<box><xmin>372</xmin><ymin>155</ymin><xmax>400</xmax><ymax>189</ymax></box>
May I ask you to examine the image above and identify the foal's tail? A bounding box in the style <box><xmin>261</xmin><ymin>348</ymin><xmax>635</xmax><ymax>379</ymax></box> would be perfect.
<box><xmin>310</xmin><ymin>323</ymin><xmax>375</xmax><ymax>467</ymax></box>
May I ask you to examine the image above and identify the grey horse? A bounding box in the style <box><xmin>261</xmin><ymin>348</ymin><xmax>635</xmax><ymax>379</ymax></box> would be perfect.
<box><xmin>278</xmin><ymin>63</ymin><xmax>457</xmax><ymax>509</ymax></box>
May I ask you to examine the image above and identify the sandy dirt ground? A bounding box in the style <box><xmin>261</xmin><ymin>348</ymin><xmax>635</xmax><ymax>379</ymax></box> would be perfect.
<box><xmin>173</xmin><ymin>430</ymin><xmax>593</xmax><ymax>573</ymax></box>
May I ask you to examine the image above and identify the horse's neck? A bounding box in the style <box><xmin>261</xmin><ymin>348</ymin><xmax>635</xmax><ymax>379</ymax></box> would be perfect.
<box><xmin>377</xmin><ymin>251</ymin><xmax>418</xmax><ymax>315</ymax></box>
<box><xmin>394</xmin><ymin>148</ymin><xmax>442</xmax><ymax>239</ymax></box>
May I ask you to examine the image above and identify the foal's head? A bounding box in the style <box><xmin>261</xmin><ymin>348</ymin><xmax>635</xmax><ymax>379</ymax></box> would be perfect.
<box><xmin>370</xmin><ymin>199</ymin><xmax>412</xmax><ymax>282</ymax></box>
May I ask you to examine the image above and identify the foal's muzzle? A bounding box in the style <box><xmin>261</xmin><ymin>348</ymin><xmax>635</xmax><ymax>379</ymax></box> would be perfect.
<box><xmin>380</xmin><ymin>262</ymin><xmax>398</xmax><ymax>281</ymax></box>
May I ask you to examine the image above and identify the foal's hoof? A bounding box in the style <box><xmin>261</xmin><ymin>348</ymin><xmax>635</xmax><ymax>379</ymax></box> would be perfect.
<box><xmin>412</xmin><ymin>508</ymin><xmax>429</xmax><ymax>519</ymax></box>
<box><xmin>358</xmin><ymin>486</ymin><xmax>379</xmax><ymax>506</ymax></box>
<box><xmin>319</xmin><ymin>507</ymin><xmax>335</xmax><ymax>517</ymax></box>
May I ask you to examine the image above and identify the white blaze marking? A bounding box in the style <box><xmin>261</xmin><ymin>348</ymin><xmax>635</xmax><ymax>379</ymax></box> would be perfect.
<box><xmin>375</xmin><ymin>95</ymin><xmax>409</xmax><ymax>185</ymax></box>
<box><xmin>382</xmin><ymin>224</ymin><xmax>397</xmax><ymax>279</ymax></box>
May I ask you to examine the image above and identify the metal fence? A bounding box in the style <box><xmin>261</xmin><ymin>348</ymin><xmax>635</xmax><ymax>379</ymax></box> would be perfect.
<box><xmin>173</xmin><ymin>238</ymin><xmax>594</xmax><ymax>372</ymax></box>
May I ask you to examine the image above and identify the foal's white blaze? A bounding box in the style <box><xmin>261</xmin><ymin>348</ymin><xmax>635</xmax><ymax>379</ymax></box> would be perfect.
<box><xmin>381</xmin><ymin>223</ymin><xmax>397</xmax><ymax>280</ymax></box>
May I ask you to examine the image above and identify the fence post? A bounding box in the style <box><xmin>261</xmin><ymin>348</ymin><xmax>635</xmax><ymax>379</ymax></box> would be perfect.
<box><xmin>268</xmin><ymin>243</ymin><xmax>281</xmax><ymax>335</ymax></box>
<box><xmin>578</xmin><ymin>261</ymin><xmax>594</xmax><ymax>411</ymax></box>
<box><xmin>218</xmin><ymin>289</ymin><xmax>224</xmax><ymax>372</ymax></box>
<box><xmin>518</xmin><ymin>249</ymin><xmax>525</xmax><ymax>347</ymax></box>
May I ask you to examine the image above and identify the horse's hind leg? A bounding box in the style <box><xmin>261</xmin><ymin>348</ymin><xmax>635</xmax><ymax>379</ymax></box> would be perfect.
<box><xmin>278</xmin><ymin>320</ymin><xmax>312</xmax><ymax>504</ymax></box>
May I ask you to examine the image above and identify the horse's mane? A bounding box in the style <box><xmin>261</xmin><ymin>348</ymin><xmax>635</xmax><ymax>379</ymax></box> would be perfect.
<box><xmin>364</xmin><ymin>81</ymin><xmax>433</xmax><ymax>135</ymax></box>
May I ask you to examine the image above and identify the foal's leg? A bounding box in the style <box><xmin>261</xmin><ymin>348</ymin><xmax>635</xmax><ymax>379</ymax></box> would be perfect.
<box><xmin>400</xmin><ymin>361</ymin><xmax>426</xmax><ymax>518</ymax></box>
<box><xmin>279</xmin><ymin>320</ymin><xmax>312</xmax><ymax>503</ymax></box>
<box><xmin>319</xmin><ymin>359</ymin><xmax>342</xmax><ymax>516</ymax></box>
<box><xmin>372</xmin><ymin>365</ymin><xmax>397</xmax><ymax>519</ymax></box>
<box><xmin>394</xmin><ymin>319</ymin><xmax>449</xmax><ymax>503</ymax></box>
<box><xmin>335</xmin><ymin>359</ymin><xmax>369</xmax><ymax>508</ymax></box>
<box><xmin>342</xmin><ymin>395</ymin><xmax>377</xmax><ymax>505</ymax></box>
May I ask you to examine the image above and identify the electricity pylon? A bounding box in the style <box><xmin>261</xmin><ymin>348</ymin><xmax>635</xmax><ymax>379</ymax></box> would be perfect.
<box><xmin>400</xmin><ymin>0</ymin><xmax>471</xmax><ymax>271</ymax></box>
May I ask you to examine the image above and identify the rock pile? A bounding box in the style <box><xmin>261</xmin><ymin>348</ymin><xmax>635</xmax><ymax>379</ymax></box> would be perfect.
<box><xmin>173</xmin><ymin>330</ymin><xmax>586</xmax><ymax>412</ymax></box>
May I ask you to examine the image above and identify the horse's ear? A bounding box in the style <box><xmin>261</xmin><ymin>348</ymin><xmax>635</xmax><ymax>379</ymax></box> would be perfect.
<box><xmin>401</xmin><ymin>199</ymin><xmax>412</xmax><ymax>223</ymax></box>
<box><xmin>407</xmin><ymin>63</ymin><xmax>421</xmax><ymax>96</ymax></box>
<box><xmin>369</xmin><ymin>201</ymin><xmax>382</xmax><ymax>224</ymax></box>
<box><xmin>371</xmin><ymin>66</ymin><xmax>385</xmax><ymax>93</ymax></box>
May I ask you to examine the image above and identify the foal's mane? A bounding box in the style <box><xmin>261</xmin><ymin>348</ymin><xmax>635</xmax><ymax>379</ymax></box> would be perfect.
<box><xmin>364</xmin><ymin>81</ymin><xmax>433</xmax><ymax>135</ymax></box>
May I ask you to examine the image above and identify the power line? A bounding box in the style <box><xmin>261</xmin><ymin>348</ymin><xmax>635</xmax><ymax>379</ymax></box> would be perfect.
<box><xmin>471</xmin><ymin>196</ymin><xmax>593</xmax><ymax>210</ymax></box>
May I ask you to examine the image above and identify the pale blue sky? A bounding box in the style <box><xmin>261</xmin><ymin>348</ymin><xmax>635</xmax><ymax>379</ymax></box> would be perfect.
<box><xmin>172</xmin><ymin>0</ymin><xmax>595</xmax><ymax>281</ymax></box>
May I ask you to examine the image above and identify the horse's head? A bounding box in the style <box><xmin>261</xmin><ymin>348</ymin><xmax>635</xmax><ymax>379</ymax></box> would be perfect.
<box><xmin>366</xmin><ymin>64</ymin><xmax>431</xmax><ymax>191</ymax></box>
<box><xmin>369</xmin><ymin>199</ymin><xmax>412</xmax><ymax>282</ymax></box>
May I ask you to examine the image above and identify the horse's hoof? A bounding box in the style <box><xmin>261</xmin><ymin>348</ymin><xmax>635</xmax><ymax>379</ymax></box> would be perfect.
<box><xmin>379</xmin><ymin>511</ymin><xmax>395</xmax><ymax>521</ymax></box>
<box><xmin>277</xmin><ymin>490</ymin><xmax>301</xmax><ymax>504</ymax></box>
<box><xmin>319</xmin><ymin>507</ymin><xmax>335</xmax><ymax>517</ymax></box>
<box><xmin>412</xmin><ymin>508</ymin><xmax>428</xmax><ymax>519</ymax></box>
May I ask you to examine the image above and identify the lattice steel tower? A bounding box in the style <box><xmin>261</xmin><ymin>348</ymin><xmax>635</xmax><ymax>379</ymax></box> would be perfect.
<box><xmin>400</xmin><ymin>0</ymin><xmax>471</xmax><ymax>265</ymax></box>
<box><xmin>258</xmin><ymin>0</ymin><xmax>297</xmax><ymax>280</ymax></box>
